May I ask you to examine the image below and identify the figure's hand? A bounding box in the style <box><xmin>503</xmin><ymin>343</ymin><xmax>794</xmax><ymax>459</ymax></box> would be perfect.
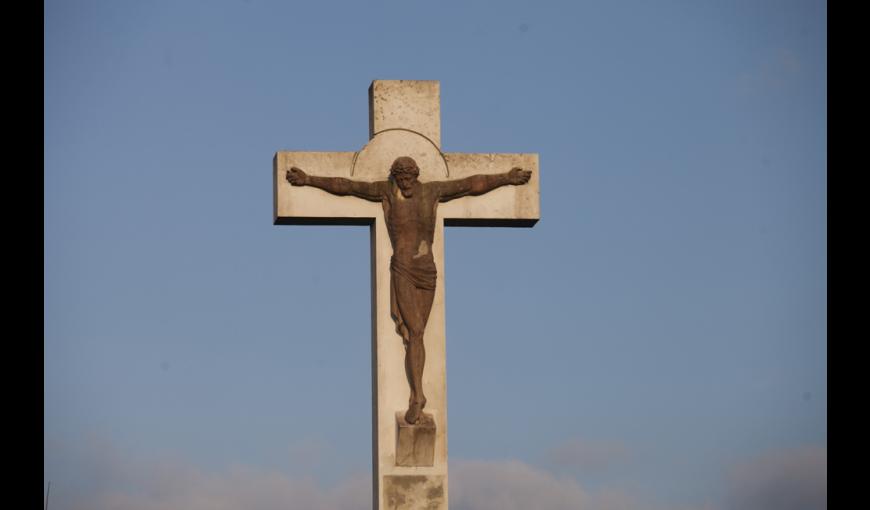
<box><xmin>286</xmin><ymin>167</ymin><xmax>308</xmax><ymax>186</ymax></box>
<box><xmin>508</xmin><ymin>167</ymin><xmax>532</xmax><ymax>185</ymax></box>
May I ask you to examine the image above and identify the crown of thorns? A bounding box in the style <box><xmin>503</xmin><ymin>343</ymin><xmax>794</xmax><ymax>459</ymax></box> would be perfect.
<box><xmin>390</xmin><ymin>157</ymin><xmax>420</xmax><ymax>176</ymax></box>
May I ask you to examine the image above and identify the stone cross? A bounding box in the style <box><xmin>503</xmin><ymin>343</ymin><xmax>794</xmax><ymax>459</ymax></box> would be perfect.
<box><xmin>273</xmin><ymin>80</ymin><xmax>540</xmax><ymax>510</ymax></box>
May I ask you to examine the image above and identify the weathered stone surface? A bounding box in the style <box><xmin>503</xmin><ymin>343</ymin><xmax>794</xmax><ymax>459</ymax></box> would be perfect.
<box><xmin>369</xmin><ymin>80</ymin><xmax>441</xmax><ymax>148</ymax></box>
<box><xmin>383</xmin><ymin>475</ymin><xmax>445</xmax><ymax>510</ymax></box>
<box><xmin>441</xmin><ymin>152</ymin><xmax>540</xmax><ymax>226</ymax></box>
<box><xmin>396</xmin><ymin>411</ymin><xmax>436</xmax><ymax>467</ymax></box>
<box><xmin>273</xmin><ymin>151</ymin><xmax>363</xmax><ymax>224</ymax></box>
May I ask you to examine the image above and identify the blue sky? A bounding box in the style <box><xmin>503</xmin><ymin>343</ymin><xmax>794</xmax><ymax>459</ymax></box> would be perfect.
<box><xmin>44</xmin><ymin>1</ymin><xmax>826</xmax><ymax>509</ymax></box>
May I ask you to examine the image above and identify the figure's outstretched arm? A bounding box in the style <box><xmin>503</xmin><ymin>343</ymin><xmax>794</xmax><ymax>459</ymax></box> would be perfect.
<box><xmin>437</xmin><ymin>167</ymin><xmax>532</xmax><ymax>202</ymax></box>
<box><xmin>286</xmin><ymin>167</ymin><xmax>386</xmax><ymax>202</ymax></box>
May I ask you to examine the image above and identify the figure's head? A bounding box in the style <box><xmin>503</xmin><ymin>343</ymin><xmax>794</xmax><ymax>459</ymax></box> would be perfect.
<box><xmin>390</xmin><ymin>156</ymin><xmax>420</xmax><ymax>197</ymax></box>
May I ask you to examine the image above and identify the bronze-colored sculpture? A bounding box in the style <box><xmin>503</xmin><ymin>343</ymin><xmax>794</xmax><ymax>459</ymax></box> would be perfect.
<box><xmin>287</xmin><ymin>157</ymin><xmax>532</xmax><ymax>424</ymax></box>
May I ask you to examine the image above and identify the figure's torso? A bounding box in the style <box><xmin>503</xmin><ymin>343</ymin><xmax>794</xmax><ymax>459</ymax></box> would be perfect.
<box><xmin>383</xmin><ymin>181</ymin><xmax>439</xmax><ymax>264</ymax></box>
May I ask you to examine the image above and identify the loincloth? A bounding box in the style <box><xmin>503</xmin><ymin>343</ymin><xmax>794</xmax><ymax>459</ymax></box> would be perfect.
<box><xmin>390</xmin><ymin>255</ymin><xmax>437</xmax><ymax>343</ymax></box>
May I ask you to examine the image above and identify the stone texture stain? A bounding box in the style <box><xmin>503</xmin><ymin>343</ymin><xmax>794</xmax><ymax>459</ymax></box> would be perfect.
<box><xmin>426</xmin><ymin>485</ymin><xmax>444</xmax><ymax>500</ymax></box>
<box><xmin>383</xmin><ymin>475</ymin><xmax>445</xmax><ymax>510</ymax></box>
<box><xmin>390</xmin><ymin>475</ymin><xmax>428</xmax><ymax>490</ymax></box>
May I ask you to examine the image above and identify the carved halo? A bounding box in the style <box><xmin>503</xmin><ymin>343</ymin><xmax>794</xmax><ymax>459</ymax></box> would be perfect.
<box><xmin>351</xmin><ymin>128</ymin><xmax>449</xmax><ymax>180</ymax></box>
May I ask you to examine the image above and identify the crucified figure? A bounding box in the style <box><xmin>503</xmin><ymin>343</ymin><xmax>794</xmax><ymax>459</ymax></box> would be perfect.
<box><xmin>287</xmin><ymin>156</ymin><xmax>532</xmax><ymax>424</ymax></box>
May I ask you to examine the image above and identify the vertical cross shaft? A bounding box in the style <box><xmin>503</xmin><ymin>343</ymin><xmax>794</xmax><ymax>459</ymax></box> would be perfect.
<box><xmin>369</xmin><ymin>81</ymin><xmax>450</xmax><ymax>509</ymax></box>
<box><xmin>274</xmin><ymin>80</ymin><xmax>539</xmax><ymax>509</ymax></box>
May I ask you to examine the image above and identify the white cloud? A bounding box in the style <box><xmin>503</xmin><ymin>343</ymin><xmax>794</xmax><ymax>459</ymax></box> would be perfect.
<box><xmin>725</xmin><ymin>445</ymin><xmax>826</xmax><ymax>510</ymax></box>
<box><xmin>47</xmin><ymin>436</ymin><xmax>824</xmax><ymax>510</ymax></box>
<box><xmin>450</xmin><ymin>459</ymin><xmax>635</xmax><ymax>510</ymax></box>
<box><xmin>59</xmin><ymin>456</ymin><xmax>639</xmax><ymax>510</ymax></box>
<box><xmin>44</xmin><ymin>435</ymin><xmax>367</xmax><ymax>510</ymax></box>
<box><xmin>48</xmin><ymin>438</ymin><xmax>642</xmax><ymax>510</ymax></box>
<box><xmin>736</xmin><ymin>47</ymin><xmax>804</xmax><ymax>95</ymax></box>
<box><xmin>68</xmin><ymin>462</ymin><xmax>370</xmax><ymax>510</ymax></box>
<box><xmin>543</xmin><ymin>439</ymin><xmax>631</xmax><ymax>473</ymax></box>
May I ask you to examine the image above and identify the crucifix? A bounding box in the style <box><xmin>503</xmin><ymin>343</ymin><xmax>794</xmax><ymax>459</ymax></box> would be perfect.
<box><xmin>274</xmin><ymin>80</ymin><xmax>540</xmax><ymax>510</ymax></box>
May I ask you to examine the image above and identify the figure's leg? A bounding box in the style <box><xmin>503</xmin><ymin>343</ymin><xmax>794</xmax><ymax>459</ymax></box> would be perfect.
<box><xmin>395</xmin><ymin>280</ymin><xmax>435</xmax><ymax>423</ymax></box>
<box><xmin>405</xmin><ymin>329</ymin><xmax>426</xmax><ymax>424</ymax></box>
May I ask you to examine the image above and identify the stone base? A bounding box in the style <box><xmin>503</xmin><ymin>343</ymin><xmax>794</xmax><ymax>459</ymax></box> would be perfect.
<box><xmin>383</xmin><ymin>475</ymin><xmax>445</xmax><ymax>510</ymax></box>
<box><xmin>396</xmin><ymin>411</ymin><xmax>435</xmax><ymax>467</ymax></box>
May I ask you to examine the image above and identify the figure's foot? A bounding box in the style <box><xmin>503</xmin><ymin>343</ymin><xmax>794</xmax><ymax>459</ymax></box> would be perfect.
<box><xmin>405</xmin><ymin>397</ymin><xmax>426</xmax><ymax>425</ymax></box>
<box><xmin>405</xmin><ymin>402</ymin><xmax>423</xmax><ymax>425</ymax></box>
